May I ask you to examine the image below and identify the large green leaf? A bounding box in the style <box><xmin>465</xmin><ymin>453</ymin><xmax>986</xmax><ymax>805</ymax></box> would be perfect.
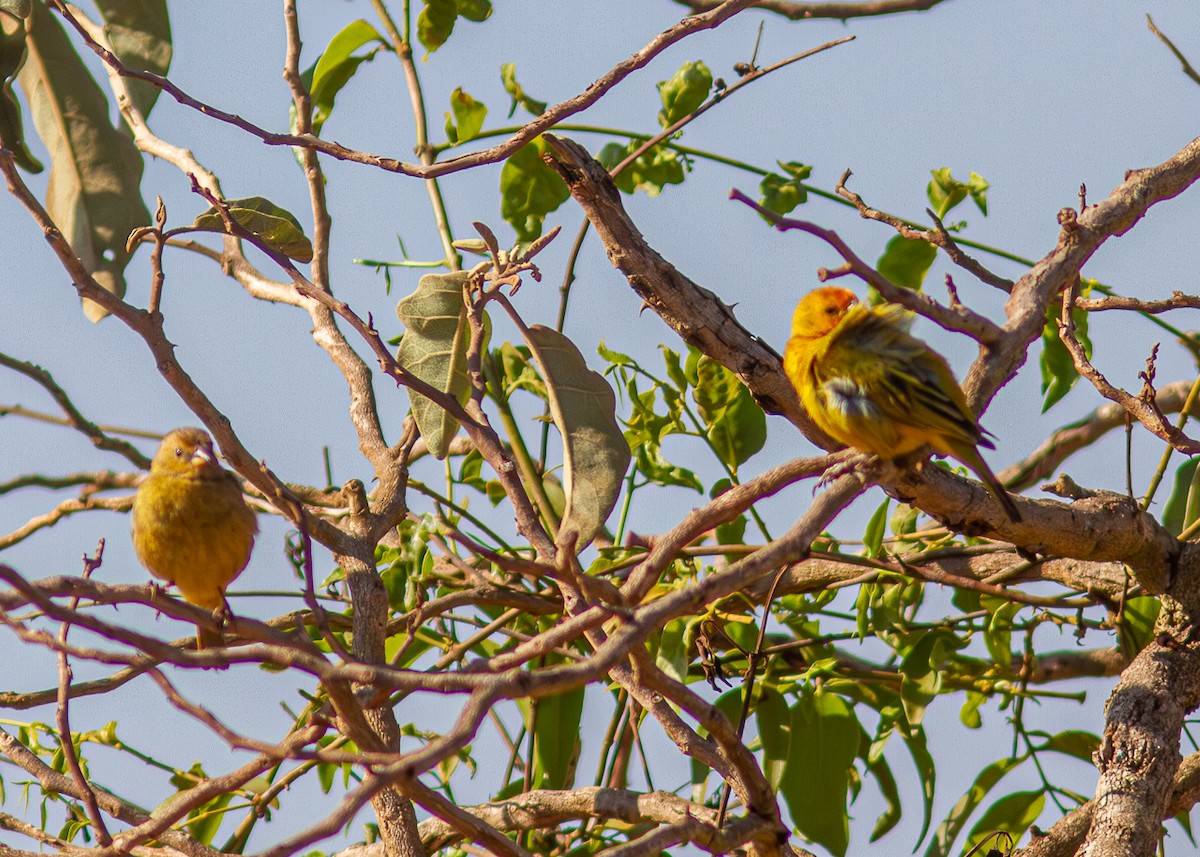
<box><xmin>657</xmin><ymin>59</ymin><xmax>711</xmax><ymax>127</ymax></box>
<box><xmin>598</xmin><ymin>139</ymin><xmax>685</xmax><ymax>197</ymax></box>
<box><xmin>531</xmin><ymin>684</ymin><xmax>585</xmax><ymax>790</ymax></box>
<box><xmin>693</xmin><ymin>356</ymin><xmax>766</xmax><ymax>472</ymax></box>
<box><xmin>192</xmin><ymin>196</ymin><xmax>313</xmax><ymax>262</ymax></box>
<box><xmin>444</xmin><ymin>85</ymin><xmax>486</xmax><ymax>144</ymax></box>
<box><xmin>1163</xmin><ymin>457</ymin><xmax>1200</xmax><ymax>536</ymax></box>
<box><xmin>759</xmin><ymin>161</ymin><xmax>811</xmax><ymax>216</ymax></box>
<box><xmin>756</xmin><ymin>686</ymin><xmax>791</xmax><ymax>791</ymax></box>
<box><xmin>1040</xmin><ymin>292</ymin><xmax>1091</xmax><ymax>412</ymax></box>
<box><xmin>304</xmin><ymin>19</ymin><xmax>386</xmax><ymax>137</ymax></box>
<box><xmin>0</xmin><ymin>13</ymin><xmax>41</xmax><ymax>172</ymax></box>
<box><xmin>877</xmin><ymin>234</ymin><xmax>936</xmax><ymax>291</ymax></box>
<box><xmin>395</xmin><ymin>272</ymin><xmax>472</xmax><ymax>459</ymax></box>
<box><xmin>780</xmin><ymin>689</ymin><xmax>860</xmax><ymax>857</ymax></box>
<box><xmin>18</xmin><ymin>2</ymin><xmax>149</xmax><ymax>321</ymax></box>
<box><xmin>925</xmin><ymin>755</ymin><xmax>1024</xmax><ymax>857</ymax></box>
<box><xmin>94</xmin><ymin>0</ymin><xmax>171</xmax><ymax>118</ymax></box>
<box><xmin>964</xmin><ymin>790</ymin><xmax>1045</xmax><ymax>853</ymax></box>
<box><xmin>500</xmin><ymin>136</ymin><xmax>569</xmax><ymax>242</ymax></box>
<box><xmin>417</xmin><ymin>0</ymin><xmax>490</xmax><ymax>55</ymax></box>
<box><xmin>523</xmin><ymin>325</ymin><xmax>631</xmax><ymax>549</ymax></box>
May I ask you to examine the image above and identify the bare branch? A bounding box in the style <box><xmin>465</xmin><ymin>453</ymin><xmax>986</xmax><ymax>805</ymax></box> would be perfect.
<box><xmin>673</xmin><ymin>0</ymin><xmax>950</xmax><ymax>19</ymax></box>
<box><xmin>0</xmin><ymin>352</ymin><xmax>149</xmax><ymax>468</ymax></box>
<box><xmin>49</xmin><ymin>0</ymin><xmax>761</xmax><ymax>180</ymax></box>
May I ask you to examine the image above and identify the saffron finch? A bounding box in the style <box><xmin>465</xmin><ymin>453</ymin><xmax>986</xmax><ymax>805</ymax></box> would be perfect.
<box><xmin>784</xmin><ymin>287</ymin><xmax>1021</xmax><ymax>522</ymax></box>
<box><xmin>131</xmin><ymin>427</ymin><xmax>258</xmax><ymax>647</ymax></box>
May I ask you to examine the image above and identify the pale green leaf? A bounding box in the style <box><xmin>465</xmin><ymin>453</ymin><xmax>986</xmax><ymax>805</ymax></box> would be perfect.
<box><xmin>395</xmin><ymin>272</ymin><xmax>472</xmax><ymax>459</ymax></box>
<box><xmin>18</xmin><ymin>2</ymin><xmax>149</xmax><ymax>321</ymax></box>
<box><xmin>94</xmin><ymin>0</ymin><xmax>172</xmax><ymax>118</ymax></box>
<box><xmin>523</xmin><ymin>325</ymin><xmax>631</xmax><ymax>549</ymax></box>
<box><xmin>192</xmin><ymin>196</ymin><xmax>313</xmax><ymax>262</ymax></box>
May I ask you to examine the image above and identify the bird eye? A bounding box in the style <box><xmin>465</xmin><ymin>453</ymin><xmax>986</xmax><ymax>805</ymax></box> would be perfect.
<box><xmin>174</xmin><ymin>447</ymin><xmax>184</xmax><ymax>458</ymax></box>
<box><xmin>826</xmin><ymin>306</ymin><xmax>838</xmax><ymax>315</ymax></box>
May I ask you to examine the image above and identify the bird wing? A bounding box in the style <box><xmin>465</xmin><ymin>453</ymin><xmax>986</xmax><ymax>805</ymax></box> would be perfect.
<box><xmin>820</xmin><ymin>306</ymin><xmax>987</xmax><ymax>455</ymax></box>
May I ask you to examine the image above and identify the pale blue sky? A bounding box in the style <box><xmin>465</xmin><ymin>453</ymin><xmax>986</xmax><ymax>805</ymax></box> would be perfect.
<box><xmin>2</xmin><ymin>1</ymin><xmax>1200</xmax><ymax>853</ymax></box>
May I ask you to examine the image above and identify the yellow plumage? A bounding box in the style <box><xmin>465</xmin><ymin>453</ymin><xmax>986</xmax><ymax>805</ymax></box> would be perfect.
<box><xmin>131</xmin><ymin>427</ymin><xmax>258</xmax><ymax>647</ymax></box>
<box><xmin>784</xmin><ymin>287</ymin><xmax>1020</xmax><ymax>522</ymax></box>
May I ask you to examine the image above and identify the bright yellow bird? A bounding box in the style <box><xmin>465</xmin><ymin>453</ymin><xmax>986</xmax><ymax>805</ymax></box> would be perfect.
<box><xmin>131</xmin><ymin>427</ymin><xmax>258</xmax><ymax>647</ymax></box>
<box><xmin>784</xmin><ymin>287</ymin><xmax>1020</xmax><ymax>522</ymax></box>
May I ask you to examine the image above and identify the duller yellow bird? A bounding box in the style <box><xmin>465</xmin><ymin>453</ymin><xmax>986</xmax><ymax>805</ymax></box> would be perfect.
<box><xmin>784</xmin><ymin>287</ymin><xmax>1021</xmax><ymax>522</ymax></box>
<box><xmin>131</xmin><ymin>427</ymin><xmax>258</xmax><ymax>648</ymax></box>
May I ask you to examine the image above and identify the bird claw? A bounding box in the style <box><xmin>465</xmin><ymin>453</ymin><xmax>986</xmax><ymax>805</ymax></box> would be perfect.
<box><xmin>816</xmin><ymin>451</ymin><xmax>875</xmax><ymax>490</ymax></box>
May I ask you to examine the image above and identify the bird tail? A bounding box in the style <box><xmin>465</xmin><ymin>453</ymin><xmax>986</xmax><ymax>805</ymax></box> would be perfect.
<box><xmin>196</xmin><ymin>623</ymin><xmax>224</xmax><ymax>650</ymax></box>
<box><xmin>195</xmin><ymin>598</ymin><xmax>233</xmax><ymax>650</ymax></box>
<box><xmin>964</xmin><ymin>450</ymin><xmax>1021</xmax><ymax>522</ymax></box>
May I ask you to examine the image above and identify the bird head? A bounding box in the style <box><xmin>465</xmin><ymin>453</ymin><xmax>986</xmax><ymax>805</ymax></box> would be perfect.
<box><xmin>790</xmin><ymin>287</ymin><xmax>859</xmax><ymax>339</ymax></box>
<box><xmin>150</xmin><ymin>427</ymin><xmax>224</xmax><ymax>479</ymax></box>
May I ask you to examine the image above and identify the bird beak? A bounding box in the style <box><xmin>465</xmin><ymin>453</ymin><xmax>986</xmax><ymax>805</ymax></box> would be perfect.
<box><xmin>191</xmin><ymin>446</ymin><xmax>215</xmax><ymax>467</ymax></box>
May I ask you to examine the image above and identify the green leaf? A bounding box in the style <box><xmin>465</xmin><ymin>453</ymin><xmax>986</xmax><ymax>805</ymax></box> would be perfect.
<box><xmin>499</xmin><ymin>136</ymin><xmax>569</xmax><ymax>242</ymax></box>
<box><xmin>186</xmin><ymin>791</ymin><xmax>232</xmax><ymax>845</ymax></box>
<box><xmin>395</xmin><ymin>272</ymin><xmax>473</xmax><ymax>459</ymax></box>
<box><xmin>759</xmin><ymin>161</ymin><xmax>811</xmax><ymax>216</ymax></box>
<box><xmin>1163</xmin><ymin>457</ymin><xmax>1200</xmax><ymax>536</ymax></box>
<box><xmin>417</xmin><ymin>0</ymin><xmax>456</xmax><ymax>54</ymax></box>
<box><xmin>1040</xmin><ymin>293</ymin><xmax>1091</xmax><ymax>412</ymax></box>
<box><xmin>898</xmin><ymin>633</ymin><xmax>945</xmax><ymax>727</ymax></box>
<box><xmin>455</xmin><ymin>0</ymin><xmax>492</xmax><ymax>23</ymax></box>
<box><xmin>964</xmin><ymin>790</ymin><xmax>1045</xmax><ymax>853</ymax></box>
<box><xmin>192</xmin><ymin>196</ymin><xmax>313</xmax><ymax>262</ymax></box>
<box><xmin>1116</xmin><ymin>594</ymin><xmax>1160</xmax><ymax>661</ymax></box>
<box><xmin>634</xmin><ymin>442</ymin><xmax>702</xmax><ymax>492</ymax></box>
<box><xmin>531</xmin><ymin>684</ymin><xmax>584</xmax><ymax>790</ymax></box>
<box><xmin>1035</xmin><ymin>730</ymin><xmax>1100</xmax><ymax>763</ymax></box>
<box><xmin>494</xmin><ymin>341</ymin><xmax>545</xmax><ymax>399</ymax></box>
<box><xmin>960</xmin><ymin>690</ymin><xmax>985</xmax><ymax>728</ymax></box>
<box><xmin>863</xmin><ymin>739</ymin><xmax>902</xmax><ymax>841</ymax></box>
<box><xmin>18</xmin><ymin>2</ymin><xmax>149</xmax><ymax>321</ymax></box>
<box><xmin>94</xmin><ymin>0</ymin><xmax>172</xmax><ymax>118</ymax></box>
<box><xmin>500</xmin><ymin>62</ymin><xmax>546</xmax><ymax>117</ymax></box>
<box><xmin>657</xmin><ymin>59</ymin><xmax>712</xmax><ymax>128</ymax></box>
<box><xmin>693</xmin><ymin>357</ymin><xmax>766</xmax><ymax>471</ymax></box>
<box><xmin>877</xmin><ymin>235</ymin><xmax>936</xmax><ymax>291</ymax></box>
<box><xmin>598</xmin><ymin>139</ymin><xmax>685</xmax><ymax>197</ymax></box>
<box><xmin>306</xmin><ymin>19</ymin><xmax>386</xmax><ymax>137</ymax></box>
<box><xmin>897</xmin><ymin>717</ymin><xmax>936</xmax><ymax>844</ymax></box>
<box><xmin>983</xmin><ymin>600</ymin><xmax>1021</xmax><ymax>670</ymax></box>
<box><xmin>756</xmin><ymin>687</ymin><xmax>791</xmax><ymax>792</ymax></box>
<box><xmin>780</xmin><ymin>689</ymin><xmax>860</xmax><ymax>857</ymax></box>
<box><xmin>924</xmin><ymin>756</ymin><xmax>1024</xmax><ymax>857</ymax></box>
<box><xmin>661</xmin><ymin>346</ymin><xmax>688</xmax><ymax>392</ymax></box>
<box><xmin>863</xmin><ymin>497</ymin><xmax>889</xmax><ymax>559</ymax></box>
<box><xmin>0</xmin><ymin>14</ymin><xmax>42</xmax><ymax>172</ymax></box>
<box><xmin>927</xmin><ymin>168</ymin><xmax>967</xmax><ymax>218</ymax></box>
<box><xmin>655</xmin><ymin>618</ymin><xmax>688</xmax><ymax>685</ymax></box>
<box><xmin>927</xmin><ymin>167</ymin><xmax>989</xmax><ymax>219</ymax></box>
<box><xmin>523</xmin><ymin>325</ymin><xmax>631</xmax><ymax>549</ymax></box>
<box><xmin>444</xmin><ymin>86</ymin><xmax>486</xmax><ymax>144</ymax></box>
<box><xmin>967</xmin><ymin>171</ymin><xmax>989</xmax><ymax>216</ymax></box>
